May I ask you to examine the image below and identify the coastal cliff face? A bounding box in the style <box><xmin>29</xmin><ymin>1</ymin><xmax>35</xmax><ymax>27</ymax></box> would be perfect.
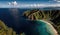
<box><xmin>0</xmin><ymin>20</ymin><xmax>17</xmax><ymax>35</ymax></box>
<box><xmin>0</xmin><ymin>20</ymin><xmax>26</xmax><ymax>35</ymax></box>
<box><xmin>0</xmin><ymin>9</ymin><xmax>60</xmax><ymax>35</ymax></box>
<box><xmin>23</xmin><ymin>9</ymin><xmax>60</xmax><ymax>21</ymax></box>
<box><xmin>23</xmin><ymin>9</ymin><xmax>60</xmax><ymax>34</ymax></box>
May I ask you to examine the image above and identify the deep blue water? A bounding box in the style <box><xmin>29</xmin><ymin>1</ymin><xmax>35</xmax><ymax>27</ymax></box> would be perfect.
<box><xmin>0</xmin><ymin>8</ymin><xmax>57</xmax><ymax>35</ymax></box>
<box><xmin>0</xmin><ymin>8</ymin><xmax>39</xmax><ymax>34</ymax></box>
<box><xmin>0</xmin><ymin>8</ymin><xmax>29</xmax><ymax>33</ymax></box>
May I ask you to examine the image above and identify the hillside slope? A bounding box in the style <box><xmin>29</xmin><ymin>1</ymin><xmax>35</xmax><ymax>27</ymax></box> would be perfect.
<box><xmin>23</xmin><ymin>9</ymin><xmax>60</xmax><ymax>34</ymax></box>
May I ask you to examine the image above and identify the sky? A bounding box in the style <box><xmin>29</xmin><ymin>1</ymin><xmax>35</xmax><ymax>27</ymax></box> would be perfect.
<box><xmin>0</xmin><ymin>0</ymin><xmax>60</xmax><ymax>8</ymax></box>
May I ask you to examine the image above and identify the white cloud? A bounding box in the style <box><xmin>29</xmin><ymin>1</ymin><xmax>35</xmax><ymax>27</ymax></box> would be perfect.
<box><xmin>54</xmin><ymin>0</ymin><xmax>57</xmax><ymax>1</ymax></box>
<box><xmin>8</xmin><ymin>1</ymin><xmax>17</xmax><ymax>6</ymax></box>
<box><xmin>53</xmin><ymin>0</ymin><xmax>60</xmax><ymax>2</ymax></box>
<box><xmin>8</xmin><ymin>2</ymin><xmax>11</xmax><ymax>5</ymax></box>
<box><xmin>1</xmin><ymin>2</ymin><xmax>60</xmax><ymax>8</ymax></box>
<box><xmin>57</xmin><ymin>1</ymin><xmax>60</xmax><ymax>2</ymax></box>
<box><xmin>12</xmin><ymin>1</ymin><xmax>17</xmax><ymax>6</ymax></box>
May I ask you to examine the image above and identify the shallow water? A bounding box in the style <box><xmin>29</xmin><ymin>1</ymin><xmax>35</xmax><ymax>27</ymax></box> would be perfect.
<box><xmin>0</xmin><ymin>8</ymin><xmax>57</xmax><ymax>35</ymax></box>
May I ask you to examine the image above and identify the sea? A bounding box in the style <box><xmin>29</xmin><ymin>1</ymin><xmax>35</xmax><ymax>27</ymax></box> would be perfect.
<box><xmin>0</xmin><ymin>8</ymin><xmax>58</xmax><ymax>35</ymax></box>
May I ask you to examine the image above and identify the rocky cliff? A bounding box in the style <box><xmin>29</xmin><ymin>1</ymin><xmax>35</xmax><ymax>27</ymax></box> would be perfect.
<box><xmin>23</xmin><ymin>9</ymin><xmax>60</xmax><ymax>34</ymax></box>
<box><xmin>0</xmin><ymin>20</ymin><xmax>18</xmax><ymax>35</ymax></box>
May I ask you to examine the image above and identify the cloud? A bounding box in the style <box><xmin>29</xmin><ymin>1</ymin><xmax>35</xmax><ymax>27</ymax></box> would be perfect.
<box><xmin>0</xmin><ymin>2</ymin><xmax>60</xmax><ymax>8</ymax></box>
<box><xmin>53</xmin><ymin>0</ymin><xmax>60</xmax><ymax>2</ymax></box>
<box><xmin>8</xmin><ymin>1</ymin><xmax>17</xmax><ymax>6</ymax></box>
<box><xmin>12</xmin><ymin>1</ymin><xmax>17</xmax><ymax>6</ymax></box>
<box><xmin>54</xmin><ymin>0</ymin><xmax>57</xmax><ymax>1</ymax></box>
<box><xmin>18</xmin><ymin>3</ymin><xmax>60</xmax><ymax>8</ymax></box>
<box><xmin>57</xmin><ymin>1</ymin><xmax>60</xmax><ymax>2</ymax></box>
<box><xmin>8</xmin><ymin>2</ymin><xmax>11</xmax><ymax>5</ymax></box>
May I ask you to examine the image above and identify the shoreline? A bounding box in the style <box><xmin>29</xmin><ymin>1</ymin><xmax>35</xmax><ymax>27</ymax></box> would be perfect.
<box><xmin>39</xmin><ymin>19</ymin><xmax>58</xmax><ymax>35</ymax></box>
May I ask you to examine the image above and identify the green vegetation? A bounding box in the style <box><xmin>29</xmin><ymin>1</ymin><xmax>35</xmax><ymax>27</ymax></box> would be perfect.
<box><xmin>0</xmin><ymin>20</ymin><xmax>18</xmax><ymax>35</ymax></box>
<box><xmin>23</xmin><ymin>9</ymin><xmax>60</xmax><ymax>35</ymax></box>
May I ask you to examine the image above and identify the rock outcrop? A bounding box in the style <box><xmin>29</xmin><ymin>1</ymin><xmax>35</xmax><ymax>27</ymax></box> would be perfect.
<box><xmin>23</xmin><ymin>9</ymin><xmax>60</xmax><ymax>34</ymax></box>
<box><xmin>0</xmin><ymin>20</ymin><xmax>17</xmax><ymax>35</ymax></box>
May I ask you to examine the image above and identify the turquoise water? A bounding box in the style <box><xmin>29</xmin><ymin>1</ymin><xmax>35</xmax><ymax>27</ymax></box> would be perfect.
<box><xmin>30</xmin><ymin>20</ymin><xmax>56</xmax><ymax>35</ymax></box>
<box><xmin>21</xmin><ymin>20</ymin><xmax>57</xmax><ymax>35</ymax></box>
<box><xmin>0</xmin><ymin>8</ymin><xmax>57</xmax><ymax>35</ymax></box>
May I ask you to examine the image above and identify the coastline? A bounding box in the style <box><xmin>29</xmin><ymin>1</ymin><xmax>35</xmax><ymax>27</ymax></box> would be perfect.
<box><xmin>38</xmin><ymin>19</ymin><xmax>58</xmax><ymax>35</ymax></box>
